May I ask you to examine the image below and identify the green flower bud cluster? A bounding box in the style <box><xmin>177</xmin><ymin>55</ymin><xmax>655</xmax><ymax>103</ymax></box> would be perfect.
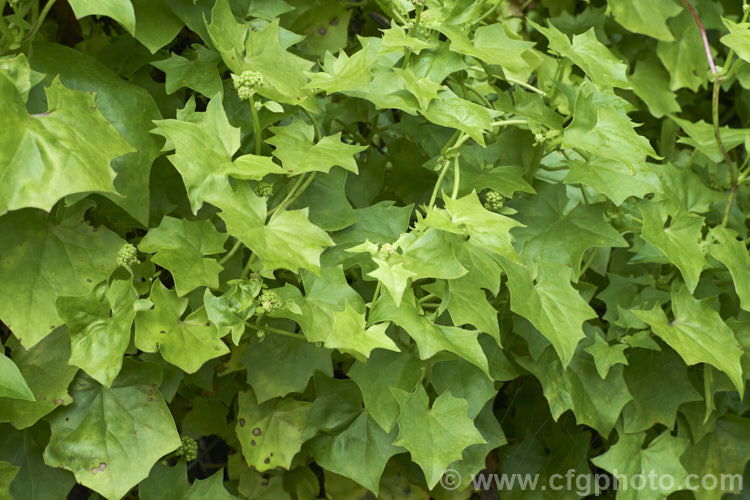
<box><xmin>378</xmin><ymin>243</ymin><xmax>395</xmax><ymax>259</ymax></box>
<box><xmin>259</xmin><ymin>289</ymin><xmax>282</xmax><ymax>313</ymax></box>
<box><xmin>116</xmin><ymin>243</ymin><xmax>139</xmax><ymax>267</ymax></box>
<box><xmin>248</xmin><ymin>272</ymin><xmax>264</xmax><ymax>286</ymax></box>
<box><xmin>484</xmin><ymin>190</ymin><xmax>502</xmax><ymax>211</ymax></box>
<box><xmin>254</xmin><ymin>182</ymin><xmax>274</xmax><ymax>199</ymax></box>
<box><xmin>178</xmin><ymin>436</ymin><xmax>198</xmax><ymax>462</ymax></box>
<box><xmin>233</xmin><ymin>71</ymin><xmax>264</xmax><ymax>101</ymax></box>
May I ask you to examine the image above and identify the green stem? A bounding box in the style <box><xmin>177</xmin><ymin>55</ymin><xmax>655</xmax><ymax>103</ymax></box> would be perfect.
<box><xmin>241</xmin><ymin>254</ymin><xmax>257</xmax><ymax>278</ymax></box>
<box><xmin>269</xmin><ymin>172</ymin><xmax>317</xmax><ymax>217</ymax></box>
<box><xmin>245</xmin><ymin>321</ymin><xmax>300</xmax><ymax>339</ymax></box>
<box><xmin>302</xmin><ymin>108</ymin><xmax>322</xmax><ymax>141</ymax></box>
<box><xmin>505</xmin><ymin>76</ymin><xmax>546</xmax><ymax>96</ymax></box>
<box><xmin>24</xmin><ymin>0</ymin><xmax>56</xmax><ymax>43</ymax></box>
<box><xmin>470</xmin><ymin>1</ymin><xmax>502</xmax><ymax>27</ymax></box>
<box><xmin>249</xmin><ymin>95</ymin><xmax>262</xmax><ymax>156</ymax></box>
<box><xmin>0</xmin><ymin>1</ymin><xmax>15</xmax><ymax>45</ymax></box>
<box><xmin>218</xmin><ymin>239</ymin><xmax>243</xmax><ymax>266</ymax></box>
<box><xmin>578</xmin><ymin>249</ymin><xmax>597</xmax><ymax>279</ymax></box>
<box><xmin>451</xmin><ymin>156</ymin><xmax>460</xmax><ymax>199</ymax></box>
<box><xmin>370</xmin><ymin>282</ymin><xmax>381</xmax><ymax>309</ymax></box>
<box><xmin>269</xmin><ymin>174</ymin><xmax>306</xmax><ymax>216</ymax></box>
<box><xmin>466</xmin><ymin>85</ymin><xmax>492</xmax><ymax>108</ymax></box>
<box><xmin>428</xmin><ymin>159</ymin><xmax>452</xmax><ymax>208</ymax></box>
<box><xmin>491</xmin><ymin>119</ymin><xmax>527</xmax><ymax>128</ymax></box>
<box><xmin>417</xmin><ymin>293</ymin><xmax>437</xmax><ymax>303</ymax></box>
<box><xmin>440</xmin><ymin>130</ymin><xmax>461</xmax><ymax>156</ymax></box>
<box><xmin>579</xmin><ymin>184</ymin><xmax>590</xmax><ymax>204</ymax></box>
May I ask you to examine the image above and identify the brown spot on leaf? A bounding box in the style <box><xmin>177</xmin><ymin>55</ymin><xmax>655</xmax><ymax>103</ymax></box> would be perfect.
<box><xmin>330</xmin><ymin>17</ymin><xmax>339</xmax><ymax>26</ymax></box>
<box><xmin>239</xmin><ymin>418</ymin><xmax>246</xmax><ymax>427</ymax></box>
<box><xmin>251</xmin><ymin>440</ymin><xmax>256</xmax><ymax>446</ymax></box>
<box><xmin>50</xmin><ymin>325</ymin><xmax>55</xmax><ymax>330</ymax></box>
<box><xmin>252</xmin><ymin>427</ymin><xmax>261</xmax><ymax>436</ymax></box>
<box><xmin>87</xmin><ymin>278</ymin><xmax>93</xmax><ymax>283</ymax></box>
<box><xmin>264</xmin><ymin>457</ymin><xmax>270</xmax><ymax>464</ymax></box>
<box><xmin>160</xmin><ymin>330</ymin><xmax>166</xmax><ymax>334</ymax></box>
<box><xmin>54</xmin><ymin>398</ymin><xmax>64</xmax><ymax>404</ymax></box>
<box><xmin>318</xmin><ymin>27</ymin><xmax>327</xmax><ymax>36</ymax></box>
<box><xmin>146</xmin><ymin>397</ymin><xmax>153</xmax><ymax>402</ymax></box>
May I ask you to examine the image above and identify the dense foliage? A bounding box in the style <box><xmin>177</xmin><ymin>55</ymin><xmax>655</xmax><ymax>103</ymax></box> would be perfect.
<box><xmin>1</xmin><ymin>0</ymin><xmax>750</xmax><ymax>498</ymax></box>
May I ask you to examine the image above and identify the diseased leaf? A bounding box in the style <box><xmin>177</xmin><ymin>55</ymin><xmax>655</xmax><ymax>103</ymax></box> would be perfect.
<box><xmin>43</xmin><ymin>361</ymin><xmax>181</xmax><ymax>500</ymax></box>
<box><xmin>236</xmin><ymin>390</ymin><xmax>311</xmax><ymax>472</ymax></box>
<box><xmin>0</xmin><ymin>207</ymin><xmax>122</xmax><ymax>348</ymax></box>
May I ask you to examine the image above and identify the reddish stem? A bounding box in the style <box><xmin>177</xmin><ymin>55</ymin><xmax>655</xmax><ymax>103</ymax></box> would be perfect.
<box><xmin>681</xmin><ymin>0</ymin><xmax>717</xmax><ymax>74</ymax></box>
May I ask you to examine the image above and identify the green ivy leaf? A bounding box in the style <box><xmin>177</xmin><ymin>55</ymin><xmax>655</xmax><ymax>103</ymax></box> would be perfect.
<box><xmin>242</xmin><ymin>334</ymin><xmax>332</xmax><ymax>403</ymax></box>
<box><xmin>267</xmin><ymin>118</ymin><xmax>366</xmax><ymax>176</ymax></box>
<box><xmin>530</xmin><ymin>23</ymin><xmax>631</xmax><ymax>89</ymax></box>
<box><xmin>709</xmin><ymin>227</ymin><xmax>750</xmax><ymax>312</ymax></box>
<box><xmin>501</xmin><ymin>258</ymin><xmax>597</xmax><ymax>367</ymax></box>
<box><xmin>518</xmin><ymin>345</ymin><xmax>632</xmax><ymax>436</ymax></box>
<box><xmin>564</xmin><ymin>157</ymin><xmax>660</xmax><ymax>205</ymax></box>
<box><xmin>582</xmin><ymin>328</ymin><xmax>628</xmax><ymax>379</ymax></box>
<box><xmin>0</xmin><ymin>354</ymin><xmax>34</xmax><ymax>402</ymax></box>
<box><xmin>680</xmin><ymin>415</ymin><xmax>750</xmax><ymax>500</ymax></box>
<box><xmin>209</xmin><ymin>182</ymin><xmax>333</xmax><ymax>274</ymax></box>
<box><xmin>720</xmin><ymin>17</ymin><xmax>750</xmax><ymax>63</ymax></box>
<box><xmin>31</xmin><ymin>42</ymin><xmax>163</xmax><ymax>225</ymax></box>
<box><xmin>608</xmin><ymin>0</ymin><xmax>682</xmax><ymax>41</ymax></box>
<box><xmin>311</xmin><ymin>413</ymin><xmax>403</xmax><ymax>494</ymax></box>
<box><xmin>439</xmin><ymin>23</ymin><xmax>535</xmax><ymax>74</ymax></box>
<box><xmin>370</xmin><ymin>289</ymin><xmax>490</xmax><ymax>377</ymax></box>
<box><xmin>43</xmin><ymin>361</ymin><xmax>181</xmax><ymax>500</ymax></box>
<box><xmin>151</xmin><ymin>45</ymin><xmax>223</xmax><ymax>97</ymax></box>
<box><xmin>135</xmin><ymin>281</ymin><xmax>228</xmax><ymax>373</ymax></box>
<box><xmin>0</xmin><ymin>76</ymin><xmax>133</xmax><ymax>214</ymax></box>
<box><xmin>56</xmin><ymin>279</ymin><xmax>137</xmax><ymax>387</ymax></box>
<box><xmin>592</xmin><ymin>431</ymin><xmax>689</xmax><ymax>500</ymax></box>
<box><xmin>622</xmin><ymin>348</ymin><xmax>702</xmax><ymax>433</ymax></box>
<box><xmin>430</xmin><ymin>359</ymin><xmax>496</xmax><ymax>419</ymax></box>
<box><xmin>510</xmin><ymin>183</ymin><xmax>627</xmax><ymax>275</ymax></box>
<box><xmin>67</xmin><ymin>0</ymin><xmax>136</xmax><ymax>34</ymax></box>
<box><xmin>391</xmin><ymin>385</ymin><xmax>485</xmax><ymax>489</ymax></box>
<box><xmin>442</xmin><ymin>191</ymin><xmax>522</xmax><ymax>263</ymax></box>
<box><xmin>0</xmin><ymin>461</ymin><xmax>19</xmax><ymax>498</ymax></box>
<box><xmin>657</xmin><ymin>10</ymin><xmax>708</xmax><ymax>91</ymax></box>
<box><xmin>139</xmin><ymin>217</ymin><xmax>228</xmax><ymax>296</ymax></box>
<box><xmin>348</xmin><ymin>348</ymin><xmax>424</xmax><ymax>433</ymax></box>
<box><xmin>640</xmin><ymin>201</ymin><xmax>707</xmax><ymax>292</ymax></box>
<box><xmin>0</xmin><ymin>329</ymin><xmax>78</xmax><ymax>428</ymax></box>
<box><xmin>563</xmin><ymin>82</ymin><xmax>657</xmax><ymax>170</ymax></box>
<box><xmin>633</xmin><ymin>286</ymin><xmax>744</xmax><ymax>393</ymax></box>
